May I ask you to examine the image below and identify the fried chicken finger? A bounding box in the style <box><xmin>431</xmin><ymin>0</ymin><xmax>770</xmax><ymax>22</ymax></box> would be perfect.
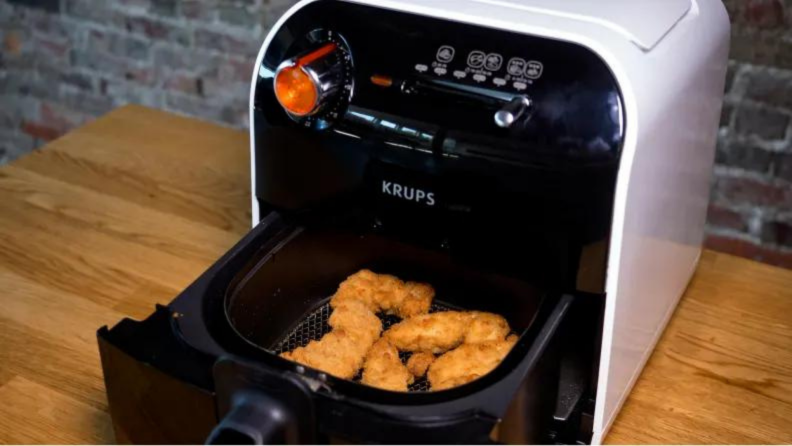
<box><xmin>361</xmin><ymin>338</ymin><xmax>414</xmax><ymax>392</ymax></box>
<box><xmin>427</xmin><ymin>335</ymin><xmax>518</xmax><ymax>391</ymax></box>
<box><xmin>281</xmin><ymin>299</ymin><xmax>382</xmax><ymax>379</ymax></box>
<box><xmin>330</xmin><ymin>270</ymin><xmax>434</xmax><ymax>319</ymax></box>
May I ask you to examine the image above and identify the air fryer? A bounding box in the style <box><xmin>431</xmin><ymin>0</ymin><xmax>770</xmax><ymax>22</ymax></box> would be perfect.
<box><xmin>97</xmin><ymin>0</ymin><xmax>730</xmax><ymax>443</ymax></box>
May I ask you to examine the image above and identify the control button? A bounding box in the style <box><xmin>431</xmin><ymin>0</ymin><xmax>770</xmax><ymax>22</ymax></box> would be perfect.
<box><xmin>493</xmin><ymin>77</ymin><xmax>507</xmax><ymax>87</ymax></box>
<box><xmin>415</xmin><ymin>64</ymin><xmax>428</xmax><ymax>73</ymax></box>
<box><xmin>507</xmin><ymin>58</ymin><xmax>527</xmax><ymax>76</ymax></box>
<box><xmin>436</xmin><ymin>45</ymin><xmax>455</xmax><ymax>63</ymax></box>
<box><xmin>472</xmin><ymin>74</ymin><xmax>486</xmax><ymax>83</ymax></box>
<box><xmin>525</xmin><ymin>61</ymin><xmax>544</xmax><ymax>79</ymax></box>
<box><xmin>467</xmin><ymin>50</ymin><xmax>486</xmax><ymax>68</ymax></box>
<box><xmin>401</xmin><ymin>127</ymin><xmax>419</xmax><ymax>137</ymax></box>
<box><xmin>513</xmin><ymin>81</ymin><xmax>527</xmax><ymax>91</ymax></box>
<box><xmin>380</xmin><ymin>120</ymin><xmax>397</xmax><ymax>129</ymax></box>
<box><xmin>494</xmin><ymin>95</ymin><xmax>531</xmax><ymax>128</ymax></box>
<box><xmin>485</xmin><ymin>53</ymin><xmax>503</xmax><ymax>71</ymax></box>
<box><xmin>453</xmin><ymin>70</ymin><xmax>467</xmax><ymax>79</ymax></box>
<box><xmin>434</xmin><ymin>67</ymin><xmax>447</xmax><ymax>76</ymax></box>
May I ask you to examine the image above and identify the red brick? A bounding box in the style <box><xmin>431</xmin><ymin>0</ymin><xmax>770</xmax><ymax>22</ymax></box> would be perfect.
<box><xmin>706</xmin><ymin>204</ymin><xmax>748</xmax><ymax>233</ymax></box>
<box><xmin>181</xmin><ymin>0</ymin><xmax>214</xmax><ymax>20</ymax></box>
<box><xmin>715</xmin><ymin>140</ymin><xmax>773</xmax><ymax>175</ymax></box>
<box><xmin>194</xmin><ymin>28</ymin><xmax>259</xmax><ymax>56</ymax></box>
<box><xmin>733</xmin><ymin>103</ymin><xmax>789</xmax><ymax>142</ymax></box>
<box><xmin>218</xmin><ymin>57</ymin><xmax>254</xmax><ymax>83</ymax></box>
<box><xmin>35</xmin><ymin>36</ymin><xmax>70</xmax><ymax>62</ymax></box>
<box><xmin>716</xmin><ymin>175</ymin><xmax>792</xmax><ymax>208</ymax></box>
<box><xmin>118</xmin><ymin>0</ymin><xmax>151</xmax><ymax>9</ymax></box>
<box><xmin>705</xmin><ymin>234</ymin><xmax>792</xmax><ymax>269</ymax></box>
<box><xmin>125</xmin><ymin>15</ymin><xmax>170</xmax><ymax>39</ymax></box>
<box><xmin>744</xmin><ymin>0</ymin><xmax>786</xmax><ymax>29</ymax></box>
<box><xmin>776</xmin><ymin>153</ymin><xmax>792</xmax><ymax>183</ymax></box>
<box><xmin>164</xmin><ymin>74</ymin><xmax>201</xmax><ymax>95</ymax></box>
<box><xmin>21</xmin><ymin>121</ymin><xmax>63</xmax><ymax>141</ymax></box>
<box><xmin>3</xmin><ymin>30</ymin><xmax>22</xmax><ymax>55</ymax></box>
<box><xmin>124</xmin><ymin>66</ymin><xmax>155</xmax><ymax>85</ymax></box>
<box><xmin>761</xmin><ymin>220</ymin><xmax>792</xmax><ymax>247</ymax></box>
<box><xmin>39</xmin><ymin>102</ymin><xmax>86</xmax><ymax>133</ymax></box>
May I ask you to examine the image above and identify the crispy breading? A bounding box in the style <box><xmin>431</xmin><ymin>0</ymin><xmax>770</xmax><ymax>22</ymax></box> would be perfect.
<box><xmin>406</xmin><ymin>352</ymin><xmax>435</xmax><ymax>378</ymax></box>
<box><xmin>399</xmin><ymin>282</ymin><xmax>434</xmax><ymax>318</ymax></box>
<box><xmin>466</xmin><ymin>311</ymin><xmax>511</xmax><ymax>344</ymax></box>
<box><xmin>280</xmin><ymin>299</ymin><xmax>383</xmax><ymax>379</ymax></box>
<box><xmin>384</xmin><ymin>311</ymin><xmax>469</xmax><ymax>353</ymax></box>
<box><xmin>384</xmin><ymin>311</ymin><xmax>512</xmax><ymax>353</ymax></box>
<box><xmin>330</xmin><ymin>269</ymin><xmax>382</xmax><ymax>312</ymax></box>
<box><xmin>328</xmin><ymin>299</ymin><xmax>382</xmax><ymax>345</ymax></box>
<box><xmin>427</xmin><ymin>335</ymin><xmax>518</xmax><ymax>391</ymax></box>
<box><xmin>361</xmin><ymin>338</ymin><xmax>414</xmax><ymax>392</ymax></box>
<box><xmin>280</xmin><ymin>328</ymin><xmax>375</xmax><ymax>379</ymax></box>
<box><xmin>329</xmin><ymin>269</ymin><xmax>434</xmax><ymax>319</ymax></box>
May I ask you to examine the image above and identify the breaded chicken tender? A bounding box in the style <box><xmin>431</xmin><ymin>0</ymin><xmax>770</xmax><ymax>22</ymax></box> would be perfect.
<box><xmin>427</xmin><ymin>335</ymin><xmax>518</xmax><ymax>390</ymax></box>
<box><xmin>399</xmin><ymin>282</ymin><xmax>435</xmax><ymax>318</ymax></box>
<box><xmin>406</xmin><ymin>352</ymin><xmax>435</xmax><ymax>378</ymax></box>
<box><xmin>385</xmin><ymin>311</ymin><xmax>469</xmax><ymax>353</ymax></box>
<box><xmin>281</xmin><ymin>329</ymin><xmax>375</xmax><ymax>379</ymax></box>
<box><xmin>330</xmin><ymin>270</ymin><xmax>434</xmax><ymax>319</ymax></box>
<box><xmin>330</xmin><ymin>269</ymin><xmax>381</xmax><ymax>311</ymax></box>
<box><xmin>466</xmin><ymin>311</ymin><xmax>511</xmax><ymax>344</ymax></box>
<box><xmin>385</xmin><ymin>311</ymin><xmax>512</xmax><ymax>353</ymax></box>
<box><xmin>280</xmin><ymin>299</ymin><xmax>383</xmax><ymax>379</ymax></box>
<box><xmin>328</xmin><ymin>299</ymin><xmax>382</xmax><ymax>345</ymax></box>
<box><xmin>361</xmin><ymin>338</ymin><xmax>414</xmax><ymax>392</ymax></box>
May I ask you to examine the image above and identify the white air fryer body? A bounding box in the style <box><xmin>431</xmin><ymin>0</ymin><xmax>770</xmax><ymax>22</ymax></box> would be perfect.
<box><xmin>249</xmin><ymin>0</ymin><xmax>731</xmax><ymax>442</ymax></box>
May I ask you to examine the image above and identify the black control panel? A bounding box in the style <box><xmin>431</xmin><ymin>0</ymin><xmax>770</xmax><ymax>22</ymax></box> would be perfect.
<box><xmin>256</xmin><ymin>1</ymin><xmax>625</xmax><ymax>166</ymax></box>
<box><xmin>252</xmin><ymin>0</ymin><xmax>626</xmax><ymax>293</ymax></box>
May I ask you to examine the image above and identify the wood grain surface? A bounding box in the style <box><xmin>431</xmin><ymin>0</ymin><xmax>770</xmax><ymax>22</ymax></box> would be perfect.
<box><xmin>0</xmin><ymin>105</ymin><xmax>790</xmax><ymax>444</ymax></box>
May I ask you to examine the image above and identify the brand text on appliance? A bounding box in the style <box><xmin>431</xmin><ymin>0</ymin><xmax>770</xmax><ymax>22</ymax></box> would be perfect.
<box><xmin>381</xmin><ymin>181</ymin><xmax>435</xmax><ymax>206</ymax></box>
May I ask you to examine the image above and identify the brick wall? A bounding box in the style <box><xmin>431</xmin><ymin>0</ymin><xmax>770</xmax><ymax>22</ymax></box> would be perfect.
<box><xmin>1</xmin><ymin>0</ymin><xmax>792</xmax><ymax>268</ymax></box>
<box><xmin>713</xmin><ymin>0</ymin><xmax>792</xmax><ymax>268</ymax></box>
<box><xmin>0</xmin><ymin>0</ymin><xmax>295</xmax><ymax>161</ymax></box>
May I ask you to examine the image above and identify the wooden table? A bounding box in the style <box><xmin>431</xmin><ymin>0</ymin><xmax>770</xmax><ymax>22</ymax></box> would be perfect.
<box><xmin>0</xmin><ymin>105</ymin><xmax>790</xmax><ymax>444</ymax></box>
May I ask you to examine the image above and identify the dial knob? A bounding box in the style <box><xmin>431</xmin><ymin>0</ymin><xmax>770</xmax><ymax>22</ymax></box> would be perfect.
<box><xmin>494</xmin><ymin>95</ymin><xmax>532</xmax><ymax>128</ymax></box>
<box><xmin>274</xmin><ymin>42</ymin><xmax>347</xmax><ymax>117</ymax></box>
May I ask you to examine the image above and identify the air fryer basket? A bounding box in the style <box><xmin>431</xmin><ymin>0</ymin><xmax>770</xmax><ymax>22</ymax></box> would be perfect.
<box><xmin>224</xmin><ymin>224</ymin><xmax>548</xmax><ymax>392</ymax></box>
<box><xmin>165</xmin><ymin>214</ymin><xmax>578</xmax><ymax>443</ymax></box>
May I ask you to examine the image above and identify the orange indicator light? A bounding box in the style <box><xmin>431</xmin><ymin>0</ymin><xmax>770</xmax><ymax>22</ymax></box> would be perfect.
<box><xmin>370</xmin><ymin>74</ymin><xmax>393</xmax><ymax>87</ymax></box>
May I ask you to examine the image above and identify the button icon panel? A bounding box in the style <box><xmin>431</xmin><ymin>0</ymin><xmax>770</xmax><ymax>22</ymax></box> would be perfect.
<box><xmin>436</xmin><ymin>45</ymin><xmax>455</xmax><ymax>63</ymax></box>
<box><xmin>467</xmin><ymin>50</ymin><xmax>486</xmax><ymax>68</ymax></box>
<box><xmin>484</xmin><ymin>53</ymin><xmax>503</xmax><ymax>71</ymax></box>
<box><xmin>525</xmin><ymin>61</ymin><xmax>544</xmax><ymax>79</ymax></box>
<box><xmin>419</xmin><ymin>46</ymin><xmax>543</xmax><ymax>91</ymax></box>
<box><xmin>507</xmin><ymin>58</ymin><xmax>527</xmax><ymax>76</ymax></box>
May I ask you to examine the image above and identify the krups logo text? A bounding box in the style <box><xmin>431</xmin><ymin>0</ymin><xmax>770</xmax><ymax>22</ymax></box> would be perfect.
<box><xmin>381</xmin><ymin>181</ymin><xmax>435</xmax><ymax>206</ymax></box>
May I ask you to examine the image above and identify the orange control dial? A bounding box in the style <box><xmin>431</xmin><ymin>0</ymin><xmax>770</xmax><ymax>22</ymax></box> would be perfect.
<box><xmin>274</xmin><ymin>43</ymin><xmax>339</xmax><ymax>117</ymax></box>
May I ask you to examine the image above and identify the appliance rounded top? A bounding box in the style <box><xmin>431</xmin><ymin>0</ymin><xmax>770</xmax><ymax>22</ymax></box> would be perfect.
<box><xmin>348</xmin><ymin>0</ymin><xmax>692</xmax><ymax>51</ymax></box>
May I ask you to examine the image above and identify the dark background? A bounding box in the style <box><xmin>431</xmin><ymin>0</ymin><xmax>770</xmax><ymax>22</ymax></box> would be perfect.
<box><xmin>0</xmin><ymin>0</ymin><xmax>791</xmax><ymax>269</ymax></box>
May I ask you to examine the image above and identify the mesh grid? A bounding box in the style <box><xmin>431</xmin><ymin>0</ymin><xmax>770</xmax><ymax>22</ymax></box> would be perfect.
<box><xmin>272</xmin><ymin>301</ymin><xmax>454</xmax><ymax>392</ymax></box>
